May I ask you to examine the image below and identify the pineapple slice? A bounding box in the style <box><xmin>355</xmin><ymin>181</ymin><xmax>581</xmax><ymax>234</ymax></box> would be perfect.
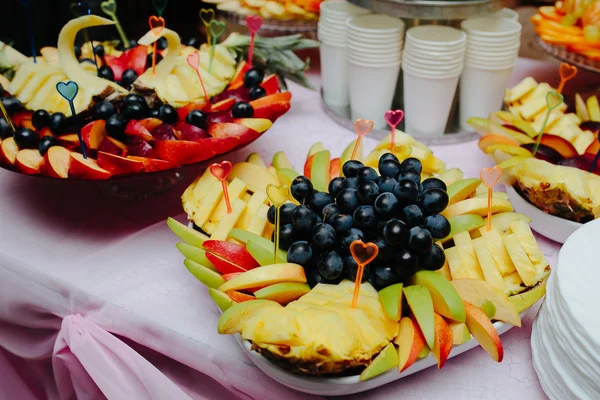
<box><xmin>479</xmin><ymin>227</ymin><xmax>516</xmax><ymax>276</ymax></box>
<box><xmin>503</xmin><ymin>271</ymin><xmax>525</xmax><ymax>296</ymax></box>
<box><xmin>508</xmin><ymin>221</ymin><xmax>549</xmax><ymax>282</ymax></box>
<box><xmin>192</xmin><ymin>179</ymin><xmax>224</xmax><ymax>227</ymax></box>
<box><xmin>504</xmin><ymin>77</ymin><xmax>537</xmax><ymax>103</ymax></box>
<box><xmin>573</xmin><ymin>130</ymin><xmax>595</xmax><ymax>155</ymax></box>
<box><xmin>210</xmin><ymin>198</ymin><xmax>246</xmax><ymax>240</ymax></box>
<box><xmin>210</xmin><ymin>178</ymin><xmax>248</xmax><ymax>223</ymax></box>
<box><xmin>236</xmin><ymin>191</ymin><xmax>269</xmax><ymax>231</ymax></box>
<box><xmin>453</xmin><ymin>232</ymin><xmax>485</xmax><ymax>280</ymax></box>
<box><xmin>472</xmin><ymin>237</ymin><xmax>506</xmax><ymax>292</ymax></box>
<box><xmin>503</xmin><ymin>234</ymin><xmax>538</xmax><ymax>287</ymax></box>
<box><xmin>247</xmin><ymin>204</ymin><xmax>270</xmax><ymax>236</ymax></box>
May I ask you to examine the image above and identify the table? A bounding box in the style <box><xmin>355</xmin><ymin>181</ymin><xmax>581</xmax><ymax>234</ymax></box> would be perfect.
<box><xmin>0</xmin><ymin>57</ymin><xmax>593</xmax><ymax>400</ymax></box>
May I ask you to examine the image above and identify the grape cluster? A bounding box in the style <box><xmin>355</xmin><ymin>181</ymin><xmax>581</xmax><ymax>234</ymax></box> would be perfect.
<box><xmin>267</xmin><ymin>154</ymin><xmax>451</xmax><ymax>290</ymax></box>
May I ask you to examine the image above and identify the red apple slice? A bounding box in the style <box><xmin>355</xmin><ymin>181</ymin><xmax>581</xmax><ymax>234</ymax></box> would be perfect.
<box><xmin>124</xmin><ymin>119</ymin><xmax>153</xmax><ymax>142</ymax></box>
<box><xmin>222</xmin><ymin>272</ymin><xmax>243</xmax><ymax>280</ymax></box>
<box><xmin>534</xmin><ymin>134</ymin><xmax>578</xmax><ymax>158</ymax></box>
<box><xmin>208</xmin><ymin>123</ymin><xmax>260</xmax><ymax>145</ymax></box>
<box><xmin>177</xmin><ymin>102</ymin><xmax>209</xmax><ymax>122</ymax></box>
<box><xmin>227</xmin><ymin>291</ymin><xmax>255</xmax><ymax>303</ymax></box>
<box><xmin>252</xmin><ymin>100</ymin><xmax>291</xmax><ymax>121</ymax></box>
<box><xmin>97</xmin><ymin>151</ymin><xmax>144</xmax><ymax>175</ymax></box>
<box><xmin>127</xmin><ymin>155</ymin><xmax>178</xmax><ymax>172</ymax></box>
<box><xmin>80</xmin><ymin>120</ymin><xmax>107</xmax><ymax>150</ymax></box>
<box><xmin>58</xmin><ymin>134</ymin><xmax>81</xmax><ymax>150</ymax></box>
<box><xmin>15</xmin><ymin>149</ymin><xmax>43</xmax><ymax>174</ymax></box>
<box><xmin>69</xmin><ymin>153</ymin><xmax>112</xmax><ymax>180</ymax></box>
<box><xmin>210</xmin><ymin>98</ymin><xmax>235</xmax><ymax>112</ymax></box>
<box><xmin>330</xmin><ymin>158</ymin><xmax>341</xmax><ymax>178</ymax></box>
<box><xmin>586</xmin><ymin>139</ymin><xmax>600</xmax><ymax>156</ymax></box>
<box><xmin>395</xmin><ymin>316</ymin><xmax>427</xmax><ymax>372</ymax></box>
<box><xmin>11</xmin><ymin>111</ymin><xmax>33</xmax><ymax>129</ymax></box>
<box><xmin>204</xmin><ymin>240</ymin><xmax>260</xmax><ymax>270</ymax></box>
<box><xmin>174</xmin><ymin>122</ymin><xmax>209</xmax><ymax>141</ymax></box>
<box><xmin>206</xmin><ymin>252</ymin><xmax>248</xmax><ymax>275</ymax></box>
<box><xmin>98</xmin><ymin>137</ymin><xmax>127</xmax><ymax>157</ymax></box>
<box><xmin>227</xmin><ymin>61</ymin><xmax>250</xmax><ymax>90</ymax></box>
<box><xmin>0</xmin><ymin>137</ymin><xmax>19</xmax><ymax>166</ymax></box>
<box><xmin>250</xmin><ymin>92</ymin><xmax>292</xmax><ymax>108</ymax></box>
<box><xmin>261</xmin><ymin>74</ymin><xmax>280</xmax><ymax>95</ymax></box>
<box><xmin>304</xmin><ymin>153</ymin><xmax>315</xmax><ymax>179</ymax></box>
<box><xmin>154</xmin><ymin>138</ymin><xmax>240</xmax><ymax>165</ymax></box>
<box><xmin>41</xmin><ymin>146</ymin><xmax>71</xmax><ymax>178</ymax></box>
<box><xmin>432</xmin><ymin>313</ymin><xmax>453</xmax><ymax>369</ymax></box>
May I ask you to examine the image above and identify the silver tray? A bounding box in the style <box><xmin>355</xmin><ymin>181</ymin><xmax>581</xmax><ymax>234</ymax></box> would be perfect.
<box><xmin>536</xmin><ymin>35</ymin><xmax>600</xmax><ymax>75</ymax></box>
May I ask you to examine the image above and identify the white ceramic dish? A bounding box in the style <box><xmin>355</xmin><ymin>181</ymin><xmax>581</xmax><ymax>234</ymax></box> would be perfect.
<box><xmin>506</xmin><ymin>185</ymin><xmax>582</xmax><ymax>244</ymax></box>
<box><xmin>235</xmin><ymin>318</ymin><xmax>517</xmax><ymax>396</ymax></box>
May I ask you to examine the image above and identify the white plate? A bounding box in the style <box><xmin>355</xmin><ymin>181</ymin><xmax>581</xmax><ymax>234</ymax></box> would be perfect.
<box><xmin>505</xmin><ymin>185</ymin><xmax>582</xmax><ymax>244</ymax></box>
<box><xmin>235</xmin><ymin>319</ymin><xmax>516</xmax><ymax>396</ymax></box>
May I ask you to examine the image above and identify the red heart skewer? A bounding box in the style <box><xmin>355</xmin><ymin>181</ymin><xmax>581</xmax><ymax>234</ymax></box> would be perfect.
<box><xmin>187</xmin><ymin>52</ymin><xmax>210</xmax><ymax>105</ymax></box>
<box><xmin>349</xmin><ymin>240</ymin><xmax>379</xmax><ymax>308</ymax></box>
<box><xmin>210</xmin><ymin>161</ymin><xmax>233</xmax><ymax>213</ymax></box>
<box><xmin>245</xmin><ymin>15</ymin><xmax>263</xmax><ymax>68</ymax></box>
<box><xmin>351</xmin><ymin>119</ymin><xmax>374</xmax><ymax>160</ymax></box>
<box><xmin>384</xmin><ymin>110</ymin><xmax>404</xmax><ymax>151</ymax></box>
<box><xmin>148</xmin><ymin>15</ymin><xmax>166</xmax><ymax>75</ymax></box>
<box><xmin>557</xmin><ymin>63</ymin><xmax>577</xmax><ymax>94</ymax></box>
<box><xmin>480</xmin><ymin>165</ymin><xmax>502</xmax><ymax>232</ymax></box>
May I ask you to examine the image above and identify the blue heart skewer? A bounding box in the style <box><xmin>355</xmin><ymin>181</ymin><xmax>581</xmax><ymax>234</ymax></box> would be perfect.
<box><xmin>56</xmin><ymin>81</ymin><xmax>87</xmax><ymax>159</ymax></box>
<box><xmin>20</xmin><ymin>0</ymin><xmax>36</xmax><ymax>63</ymax></box>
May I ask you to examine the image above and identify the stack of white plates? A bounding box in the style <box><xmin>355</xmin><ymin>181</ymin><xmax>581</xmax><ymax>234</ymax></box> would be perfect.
<box><xmin>531</xmin><ymin>218</ymin><xmax>600</xmax><ymax>399</ymax></box>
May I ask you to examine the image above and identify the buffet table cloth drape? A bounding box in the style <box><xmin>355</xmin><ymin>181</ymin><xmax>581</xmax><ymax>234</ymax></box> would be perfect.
<box><xmin>1</xmin><ymin>58</ymin><xmax>595</xmax><ymax>400</ymax></box>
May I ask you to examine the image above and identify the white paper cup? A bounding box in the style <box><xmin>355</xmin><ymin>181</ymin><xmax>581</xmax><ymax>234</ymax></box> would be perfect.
<box><xmin>321</xmin><ymin>42</ymin><xmax>351</xmax><ymax>107</ymax></box>
<box><xmin>406</xmin><ymin>25</ymin><xmax>467</xmax><ymax>47</ymax></box>
<box><xmin>464</xmin><ymin>59</ymin><xmax>517</xmax><ymax>70</ymax></box>
<box><xmin>462</xmin><ymin>17</ymin><xmax>522</xmax><ymax>37</ymax></box>
<box><xmin>319</xmin><ymin>28</ymin><xmax>346</xmax><ymax>43</ymax></box>
<box><xmin>347</xmin><ymin>43</ymin><xmax>403</xmax><ymax>56</ymax></box>
<box><xmin>459</xmin><ymin>64</ymin><xmax>514</xmax><ymax>130</ymax></box>
<box><xmin>403</xmin><ymin>68</ymin><xmax>461</xmax><ymax>136</ymax></box>
<box><xmin>494</xmin><ymin>8</ymin><xmax>519</xmax><ymax>21</ymax></box>
<box><xmin>347</xmin><ymin>14</ymin><xmax>405</xmax><ymax>35</ymax></box>
<box><xmin>321</xmin><ymin>0</ymin><xmax>370</xmax><ymax>16</ymax></box>
<box><xmin>346</xmin><ymin>36</ymin><xmax>404</xmax><ymax>49</ymax></box>
<box><xmin>404</xmin><ymin>39</ymin><xmax>466</xmax><ymax>53</ymax></box>
<box><xmin>466</xmin><ymin>46</ymin><xmax>519</xmax><ymax>56</ymax></box>
<box><xmin>402</xmin><ymin>62</ymin><xmax>464</xmax><ymax>79</ymax></box>
<box><xmin>403</xmin><ymin>51</ymin><xmax>463</xmax><ymax>68</ymax></box>
<box><xmin>466</xmin><ymin>35</ymin><xmax>521</xmax><ymax>46</ymax></box>
<box><xmin>348</xmin><ymin>59</ymin><xmax>402</xmax><ymax>128</ymax></box>
<box><xmin>403</xmin><ymin>50</ymin><xmax>465</xmax><ymax>64</ymax></box>
<box><xmin>346</xmin><ymin>30</ymin><xmax>404</xmax><ymax>42</ymax></box>
<box><xmin>467</xmin><ymin>40</ymin><xmax>521</xmax><ymax>51</ymax></box>
<box><xmin>403</xmin><ymin>43</ymin><xmax>466</xmax><ymax>59</ymax></box>
<box><xmin>347</xmin><ymin>52</ymin><xmax>402</xmax><ymax>64</ymax></box>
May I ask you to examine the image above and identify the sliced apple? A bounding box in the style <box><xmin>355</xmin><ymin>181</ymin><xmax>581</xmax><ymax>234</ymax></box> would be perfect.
<box><xmin>124</xmin><ymin>119</ymin><xmax>153</xmax><ymax>141</ymax></box>
<box><xmin>254</xmin><ymin>282</ymin><xmax>310</xmax><ymax>305</ymax></box>
<box><xmin>437</xmin><ymin>168</ymin><xmax>464</xmax><ymax>186</ymax></box>
<box><xmin>408</xmin><ymin>271</ymin><xmax>465</xmax><ymax>323</ymax></box>
<box><xmin>483</xmin><ymin>212</ymin><xmax>531</xmax><ymax>233</ymax></box>
<box><xmin>246</xmin><ymin>153</ymin><xmax>267</xmax><ymax>169</ymax></box>
<box><xmin>15</xmin><ymin>149</ymin><xmax>43</xmax><ymax>174</ymax></box>
<box><xmin>176</xmin><ymin>242</ymin><xmax>216</xmax><ymax>272</ymax></box>
<box><xmin>509</xmin><ymin>277</ymin><xmax>547</xmax><ymax>313</ymax></box>
<box><xmin>228</xmin><ymin>290</ymin><xmax>255</xmax><ymax>303</ymax></box>
<box><xmin>404</xmin><ymin>285</ymin><xmax>435</xmax><ymax>349</ymax></box>
<box><xmin>395</xmin><ymin>317</ymin><xmax>426</xmax><ymax>372</ymax></box>
<box><xmin>359</xmin><ymin>343</ymin><xmax>398</xmax><ymax>381</ymax></box>
<box><xmin>261</xmin><ymin>74</ymin><xmax>279</xmax><ymax>95</ymax></box>
<box><xmin>330</xmin><ymin>158</ymin><xmax>341</xmax><ymax>179</ymax></box>
<box><xmin>80</xmin><ymin>120</ymin><xmax>107</xmax><ymax>149</ymax></box>
<box><xmin>307</xmin><ymin>142</ymin><xmax>325</xmax><ymax>158</ymax></box>
<box><xmin>229</xmin><ymin>228</ymin><xmax>287</xmax><ymax>263</ymax></box>
<box><xmin>588</xmin><ymin>95</ymin><xmax>600</xmax><ymax>121</ymax></box>
<box><xmin>209</xmin><ymin>287</ymin><xmax>235</xmax><ymax>312</ymax></box>
<box><xmin>478</xmin><ymin>135</ymin><xmax>519</xmax><ymax>152</ymax></box>
<box><xmin>69</xmin><ymin>153</ymin><xmax>111</xmax><ymax>180</ymax></box>
<box><xmin>204</xmin><ymin>240</ymin><xmax>260</xmax><ymax>270</ymax></box>
<box><xmin>217</xmin><ymin>299</ymin><xmax>281</xmax><ymax>334</ymax></box>
<box><xmin>97</xmin><ymin>151</ymin><xmax>143</xmax><ymax>175</ymax></box>
<box><xmin>480</xmin><ymin>300</ymin><xmax>496</xmax><ymax>319</ymax></box>
<box><xmin>41</xmin><ymin>145</ymin><xmax>71</xmax><ymax>178</ymax></box>
<box><xmin>449</xmin><ymin>322</ymin><xmax>471</xmax><ymax>345</ymax></box>
<box><xmin>442</xmin><ymin>214</ymin><xmax>485</xmax><ymax>243</ymax></box>
<box><xmin>276</xmin><ymin>168</ymin><xmax>300</xmax><ymax>189</ymax></box>
<box><xmin>534</xmin><ymin>134</ymin><xmax>578</xmax><ymax>158</ymax></box>
<box><xmin>488</xmin><ymin>123</ymin><xmax>534</xmax><ymax>144</ymax></box>
<box><xmin>467</xmin><ymin>117</ymin><xmax>489</xmax><ymax>135</ymax></box>
<box><xmin>431</xmin><ymin>313</ymin><xmax>453</xmax><ymax>368</ymax></box>
<box><xmin>167</xmin><ymin>217</ymin><xmax>209</xmax><ymax>248</ymax></box>
<box><xmin>272</xmin><ymin>151</ymin><xmax>293</xmax><ymax>169</ymax></box>
<box><xmin>310</xmin><ymin>150</ymin><xmax>331</xmax><ymax>192</ymax></box>
<box><xmin>0</xmin><ymin>137</ymin><xmax>19</xmax><ymax>166</ymax></box>
<box><xmin>379</xmin><ymin>283</ymin><xmax>403</xmax><ymax>321</ymax></box>
<box><xmin>184</xmin><ymin>258</ymin><xmax>225</xmax><ymax>289</ymax></box>
<box><xmin>228</xmin><ymin>162</ymin><xmax>278</xmax><ymax>193</ymax></box>
<box><xmin>463</xmin><ymin>300</ymin><xmax>503</xmax><ymax>362</ymax></box>
<box><xmin>233</xmin><ymin>118</ymin><xmax>272</xmax><ymax>133</ymax></box>
<box><xmin>442</xmin><ymin>197</ymin><xmax>513</xmax><ymax>219</ymax></box>
<box><xmin>218</xmin><ymin>264</ymin><xmax>306</xmax><ymax>292</ymax></box>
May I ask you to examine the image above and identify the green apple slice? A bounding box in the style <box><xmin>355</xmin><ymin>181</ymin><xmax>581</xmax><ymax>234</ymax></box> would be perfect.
<box><xmin>229</xmin><ymin>228</ymin><xmax>287</xmax><ymax>263</ymax></box>
<box><xmin>408</xmin><ymin>271</ymin><xmax>465</xmax><ymax>323</ymax></box>
<box><xmin>359</xmin><ymin>343</ymin><xmax>398</xmax><ymax>381</ymax></box>
<box><xmin>378</xmin><ymin>283</ymin><xmax>403</xmax><ymax>321</ymax></box>
<box><xmin>272</xmin><ymin>151</ymin><xmax>293</xmax><ymax>169</ymax></box>
<box><xmin>184</xmin><ymin>259</ymin><xmax>225</xmax><ymax>289</ymax></box>
<box><xmin>167</xmin><ymin>217</ymin><xmax>209</xmax><ymax>248</ymax></box>
<box><xmin>176</xmin><ymin>242</ymin><xmax>217</xmax><ymax>272</ymax></box>
<box><xmin>404</xmin><ymin>285</ymin><xmax>435</xmax><ymax>349</ymax></box>
<box><xmin>254</xmin><ymin>282</ymin><xmax>310</xmax><ymax>305</ymax></box>
<box><xmin>209</xmin><ymin>287</ymin><xmax>235</xmax><ymax>312</ymax></box>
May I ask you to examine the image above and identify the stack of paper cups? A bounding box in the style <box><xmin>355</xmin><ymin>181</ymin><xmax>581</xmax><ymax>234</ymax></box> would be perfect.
<box><xmin>346</xmin><ymin>14</ymin><xmax>405</xmax><ymax>128</ymax></box>
<box><xmin>459</xmin><ymin>17</ymin><xmax>522</xmax><ymax>130</ymax></box>
<box><xmin>402</xmin><ymin>26</ymin><xmax>466</xmax><ymax>136</ymax></box>
<box><xmin>318</xmin><ymin>0</ymin><xmax>370</xmax><ymax>107</ymax></box>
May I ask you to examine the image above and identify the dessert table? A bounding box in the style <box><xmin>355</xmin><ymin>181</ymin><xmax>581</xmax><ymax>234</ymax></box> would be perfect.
<box><xmin>0</xmin><ymin>57</ymin><xmax>594</xmax><ymax>400</ymax></box>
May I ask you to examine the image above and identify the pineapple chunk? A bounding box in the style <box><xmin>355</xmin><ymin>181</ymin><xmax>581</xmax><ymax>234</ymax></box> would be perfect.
<box><xmin>503</xmin><ymin>272</ymin><xmax>525</xmax><ymax>295</ymax></box>
<box><xmin>453</xmin><ymin>232</ymin><xmax>485</xmax><ymax>280</ymax></box>
<box><xmin>573</xmin><ymin>130</ymin><xmax>595</xmax><ymax>155</ymax></box>
<box><xmin>210</xmin><ymin>198</ymin><xmax>247</xmax><ymax>241</ymax></box>
<box><xmin>503</xmin><ymin>234</ymin><xmax>538</xmax><ymax>287</ymax></box>
<box><xmin>192</xmin><ymin>179</ymin><xmax>224</xmax><ymax>227</ymax></box>
<box><xmin>472</xmin><ymin>237</ymin><xmax>506</xmax><ymax>292</ymax></box>
<box><xmin>236</xmin><ymin>191</ymin><xmax>268</xmax><ymax>230</ymax></box>
<box><xmin>210</xmin><ymin>178</ymin><xmax>248</xmax><ymax>223</ymax></box>
<box><xmin>479</xmin><ymin>227</ymin><xmax>516</xmax><ymax>276</ymax></box>
<box><xmin>515</xmin><ymin>83</ymin><xmax>553</xmax><ymax>120</ymax></box>
<box><xmin>182</xmin><ymin>176</ymin><xmax>201</xmax><ymax>219</ymax></box>
<box><xmin>247</xmin><ymin>204</ymin><xmax>270</xmax><ymax>236</ymax></box>
<box><xmin>202</xmin><ymin>221</ymin><xmax>217</xmax><ymax>235</ymax></box>
<box><xmin>508</xmin><ymin>221</ymin><xmax>549</xmax><ymax>280</ymax></box>
<box><xmin>531</xmin><ymin>109</ymin><xmax>562</xmax><ymax>132</ymax></box>
<box><xmin>192</xmin><ymin>169</ymin><xmax>220</xmax><ymax>206</ymax></box>
<box><xmin>504</xmin><ymin>77</ymin><xmax>537</xmax><ymax>103</ymax></box>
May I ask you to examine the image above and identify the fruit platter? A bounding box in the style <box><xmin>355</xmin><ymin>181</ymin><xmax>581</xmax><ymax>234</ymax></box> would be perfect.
<box><xmin>533</xmin><ymin>0</ymin><xmax>600</xmax><ymax>71</ymax></box>
<box><xmin>0</xmin><ymin>14</ymin><xmax>306</xmax><ymax>183</ymax></box>
<box><xmin>167</xmin><ymin>131</ymin><xmax>549</xmax><ymax>394</ymax></box>
<box><xmin>206</xmin><ymin>0</ymin><xmax>321</xmax><ymax>22</ymax></box>
<box><xmin>469</xmin><ymin>76</ymin><xmax>600</xmax><ymax>242</ymax></box>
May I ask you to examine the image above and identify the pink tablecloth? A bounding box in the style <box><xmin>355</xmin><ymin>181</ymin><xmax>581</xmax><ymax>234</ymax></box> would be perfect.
<box><xmin>0</xmin><ymin>58</ymin><xmax>591</xmax><ymax>399</ymax></box>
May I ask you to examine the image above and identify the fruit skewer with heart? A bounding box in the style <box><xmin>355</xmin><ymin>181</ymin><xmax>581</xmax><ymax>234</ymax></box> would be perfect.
<box><xmin>0</xmin><ymin>15</ymin><xmax>296</xmax><ymax>179</ymax></box>
<box><xmin>469</xmin><ymin>76</ymin><xmax>600</xmax><ymax>223</ymax></box>
<box><xmin>168</xmin><ymin>132</ymin><xmax>548</xmax><ymax>380</ymax></box>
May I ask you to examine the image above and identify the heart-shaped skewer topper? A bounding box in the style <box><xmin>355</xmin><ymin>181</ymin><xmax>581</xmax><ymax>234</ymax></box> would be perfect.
<box><xmin>266</xmin><ymin>183</ymin><xmax>290</xmax><ymax>264</ymax></box>
<box><xmin>149</xmin><ymin>15</ymin><xmax>166</xmax><ymax>35</ymax></box>
<box><xmin>208</xmin><ymin>20</ymin><xmax>226</xmax><ymax>73</ymax></box>
<box><xmin>480</xmin><ymin>165</ymin><xmax>502</xmax><ymax>232</ymax></box>
<box><xmin>187</xmin><ymin>52</ymin><xmax>210</xmax><ymax>104</ymax></box>
<box><xmin>56</xmin><ymin>81</ymin><xmax>87</xmax><ymax>159</ymax></box>
<box><xmin>532</xmin><ymin>91</ymin><xmax>564</xmax><ymax>156</ymax></box>
<box><xmin>200</xmin><ymin>8</ymin><xmax>216</xmax><ymax>44</ymax></box>
<box><xmin>101</xmin><ymin>0</ymin><xmax>129</xmax><ymax>48</ymax></box>
<box><xmin>384</xmin><ymin>109</ymin><xmax>404</xmax><ymax>151</ymax></box>
<box><xmin>349</xmin><ymin>240</ymin><xmax>379</xmax><ymax>307</ymax></box>
<box><xmin>210</xmin><ymin>161</ymin><xmax>233</xmax><ymax>213</ymax></box>
<box><xmin>557</xmin><ymin>63</ymin><xmax>577</xmax><ymax>94</ymax></box>
<box><xmin>245</xmin><ymin>15</ymin><xmax>263</xmax><ymax>67</ymax></box>
<box><xmin>351</xmin><ymin>119</ymin><xmax>374</xmax><ymax>160</ymax></box>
